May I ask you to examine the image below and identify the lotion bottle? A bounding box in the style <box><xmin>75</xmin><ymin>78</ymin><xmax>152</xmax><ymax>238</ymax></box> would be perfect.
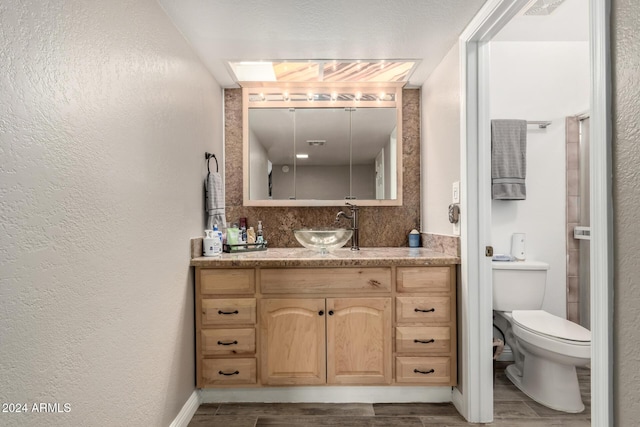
<box><xmin>256</xmin><ymin>221</ymin><xmax>264</xmax><ymax>245</ymax></box>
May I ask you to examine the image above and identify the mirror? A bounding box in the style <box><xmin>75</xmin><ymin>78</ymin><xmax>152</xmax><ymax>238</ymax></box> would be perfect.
<box><xmin>243</xmin><ymin>85</ymin><xmax>403</xmax><ymax>207</ymax></box>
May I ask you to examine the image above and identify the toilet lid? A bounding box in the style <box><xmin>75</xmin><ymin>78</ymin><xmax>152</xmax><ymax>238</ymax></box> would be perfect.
<box><xmin>512</xmin><ymin>310</ymin><xmax>591</xmax><ymax>343</ymax></box>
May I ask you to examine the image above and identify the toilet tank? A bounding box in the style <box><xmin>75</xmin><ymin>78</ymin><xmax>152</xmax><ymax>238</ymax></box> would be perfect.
<box><xmin>492</xmin><ymin>260</ymin><xmax>549</xmax><ymax>311</ymax></box>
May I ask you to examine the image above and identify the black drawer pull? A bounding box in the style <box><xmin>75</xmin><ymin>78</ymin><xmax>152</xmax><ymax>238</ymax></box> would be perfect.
<box><xmin>218</xmin><ymin>310</ymin><xmax>239</xmax><ymax>315</ymax></box>
<box><xmin>217</xmin><ymin>340</ymin><xmax>238</xmax><ymax>346</ymax></box>
<box><xmin>218</xmin><ymin>370</ymin><xmax>240</xmax><ymax>376</ymax></box>
<box><xmin>319</xmin><ymin>310</ymin><xmax>324</xmax><ymax>316</ymax></box>
<box><xmin>414</xmin><ymin>368</ymin><xmax>435</xmax><ymax>375</ymax></box>
<box><xmin>414</xmin><ymin>339</ymin><xmax>435</xmax><ymax>344</ymax></box>
<box><xmin>328</xmin><ymin>310</ymin><xmax>334</xmax><ymax>316</ymax></box>
<box><xmin>414</xmin><ymin>308</ymin><xmax>435</xmax><ymax>313</ymax></box>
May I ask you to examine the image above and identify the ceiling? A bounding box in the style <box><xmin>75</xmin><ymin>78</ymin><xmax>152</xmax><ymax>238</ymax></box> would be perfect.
<box><xmin>493</xmin><ymin>0</ymin><xmax>588</xmax><ymax>41</ymax></box>
<box><xmin>157</xmin><ymin>0</ymin><xmax>487</xmax><ymax>87</ymax></box>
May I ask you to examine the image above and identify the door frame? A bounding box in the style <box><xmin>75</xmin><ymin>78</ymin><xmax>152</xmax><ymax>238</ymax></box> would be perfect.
<box><xmin>456</xmin><ymin>0</ymin><xmax>613</xmax><ymax>424</ymax></box>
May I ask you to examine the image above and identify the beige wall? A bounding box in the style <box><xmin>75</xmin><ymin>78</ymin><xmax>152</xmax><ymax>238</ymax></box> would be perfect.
<box><xmin>0</xmin><ymin>1</ymin><xmax>222</xmax><ymax>426</ymax></box>
<box><xmin>421</xmin><ymin>43</ymin><xmax>461</xmax><ymax>236</ymax></box>
<box><xmin>613</xmin><ymin>0</ymin><xmax>640</xmax><ymax>424</ymax></box>
<box><xmin>224</xmin><ymin>89</ymin><xmax>421</xmax><ymax>248</ymax></box>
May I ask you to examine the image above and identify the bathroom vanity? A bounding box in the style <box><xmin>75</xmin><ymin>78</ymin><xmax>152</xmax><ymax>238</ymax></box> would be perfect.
<box><xmin>190</xmin><ymin>248</ymin><xmax>459</xmax><ymax>389</ymax></box>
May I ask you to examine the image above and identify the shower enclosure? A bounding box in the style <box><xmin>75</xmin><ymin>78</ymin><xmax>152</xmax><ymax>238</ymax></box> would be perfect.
<box><xmin>566</xmin><ymin>115</ymin><xmax>590</xmax><ymax>329</ymax></box>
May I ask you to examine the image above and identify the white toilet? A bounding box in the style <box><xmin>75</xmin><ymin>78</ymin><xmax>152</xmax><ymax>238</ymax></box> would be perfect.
<box><xmin>493</xmin><ymin>260</ymin><xmax>591</xmax><ymax>413</ymax></box>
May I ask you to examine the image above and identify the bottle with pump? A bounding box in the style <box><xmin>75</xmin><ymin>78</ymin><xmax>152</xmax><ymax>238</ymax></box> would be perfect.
<box><xmin>256</xmin><ymin>221</ymin><xmax>264</xmax><ymax>247</ymax></box>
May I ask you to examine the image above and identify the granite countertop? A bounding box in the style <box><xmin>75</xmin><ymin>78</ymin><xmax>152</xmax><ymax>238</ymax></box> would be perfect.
<box><xmin>190</xmin><ymin>247</ymin><xmax>460</xmax><ymax>268</ymax></box>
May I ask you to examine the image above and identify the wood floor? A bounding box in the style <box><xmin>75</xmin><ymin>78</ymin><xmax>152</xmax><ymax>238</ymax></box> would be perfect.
<box><xmin>188</xmin><ymin>364</ymin><xmax>590</xmax><ymax>426</ymax></box>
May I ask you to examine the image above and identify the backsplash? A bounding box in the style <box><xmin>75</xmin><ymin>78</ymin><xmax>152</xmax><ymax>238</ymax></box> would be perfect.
<box><xmin>223</xmin><ymin>88</ymin><xmax>421</xmax><ymax>248</ymax></box>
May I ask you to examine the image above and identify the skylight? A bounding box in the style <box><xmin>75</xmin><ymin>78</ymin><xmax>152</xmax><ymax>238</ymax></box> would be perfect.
<box><xmin>229</xmin><ymin>60</ymin><xmax>417</xmax><ymax>84</ymax></box>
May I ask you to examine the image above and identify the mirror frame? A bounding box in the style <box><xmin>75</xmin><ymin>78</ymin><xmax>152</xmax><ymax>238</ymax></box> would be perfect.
<box><xmin>242</xmin><ymin>82</ymin><xmax>404</xmax><ymax>206</ymax></box>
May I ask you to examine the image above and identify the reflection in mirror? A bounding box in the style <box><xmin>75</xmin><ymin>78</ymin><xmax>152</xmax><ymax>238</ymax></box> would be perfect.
<box><xmin>248</xmin><ymin>108</ymin><xmax>294</xmax><ymax>200</ymax></box>
<box><xmin>291</xmin><ymin>108</ymin><xmax>351</xmax><ymax>200</ymax></box>
<box><xmin>243</xmin><ymin>84</ymin><xmax>403</xmax><ymax>206</ymax></box>
<box><xmin>248</xmin><ymin>108</ymin><xmax>397</xmax><ymax>202</ymax></box>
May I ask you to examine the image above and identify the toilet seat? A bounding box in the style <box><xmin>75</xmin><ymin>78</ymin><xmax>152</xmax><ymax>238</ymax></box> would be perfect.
<box><xmin>511</xmin><ymin>310</ymin><xmax>591</xmax><ymax>360</ymax></box>
<box><xmin>512</xmin><ymin>310</ymin><xmax>591</xmax><ymax>344</ymax></box>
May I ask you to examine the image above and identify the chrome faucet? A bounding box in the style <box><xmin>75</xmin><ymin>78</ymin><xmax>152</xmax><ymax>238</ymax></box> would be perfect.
<box><xmin>335</xmin><ymin>202</ymin><xmax>359</xmax><ymax>250</ymax></box>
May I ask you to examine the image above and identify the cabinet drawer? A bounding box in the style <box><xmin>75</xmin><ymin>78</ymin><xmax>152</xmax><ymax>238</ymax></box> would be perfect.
<box><xmin>202</xmin><ymin>328</ymin><xmax>255</xmax><ymax>356</ymax></box>
<box><xmin>395</xmin><ymin>357</ymin><xmax>451</xmax><ymax>385</ymax></box>
<box><xmin>202</xmin><ymin>358</ymin><xmax>257</xmax><ymax>386</ymax></box>
<box><xmin>202</xmin><ymin>299</ymin><xmax>256</xmax><ymax>326</ymax></box>
<box><xmin>261</xmin><ymin>268</ymin><xmax>391</xmax><ymax>294</ymax></box>
<box><xmin>396</xmin><ymin>296</ymin><xmax>451</xmax><ymax>324</ymax></box>
<box><xmin>200</xmin><ymin>269</ymin><xmax>255</xmax><ymax>295</ymax></box>
<box><xmin>395</xmin><ymin>326</ymin><xmax>451</xmax><ymax>354</ymax></box>
<box><xmin>396</xmin><ymin>267</ymin><xmax>451</xmax><ymax>293</ymax></box>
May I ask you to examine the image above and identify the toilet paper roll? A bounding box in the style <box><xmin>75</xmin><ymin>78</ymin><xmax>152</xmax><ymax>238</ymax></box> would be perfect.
<box><xmin>511</xmin><ymin>233</ymin><xmax>526</xmax><ymax>261</ymax></box>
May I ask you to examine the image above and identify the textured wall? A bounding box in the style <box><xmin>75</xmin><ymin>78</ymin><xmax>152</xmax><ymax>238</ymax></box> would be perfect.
<box><xmin>0</xmin><ymin>1</ymin><xmax>222</xmax><ymax>426</ymax></box>
<box><xmin>612</xmin><ymin>0</ymin><xmax>640</xmax><ymax>423</ymax></box>
<box><xmin>224</xmin><ymin>89</ymin><xmax>421</xmax><ymax>248</ymax></box>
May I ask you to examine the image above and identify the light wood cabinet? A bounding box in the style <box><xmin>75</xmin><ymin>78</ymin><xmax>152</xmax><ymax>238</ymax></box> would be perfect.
<box><xmin>394</xmin><ymin>266</ymin><xmax>457</xmax><ymax>386</ymax></box>
<box><xmin>261</xmin><ymin>267</ymin><xmax>391</xmax><ymax>294</ymax></box>
<box><xmin>260</xmin><ymin>298</ymin><xmax>326</xmax><ymax>385</ymax></box>
<box><xmin>195</xmin><ymin>264</ymin><xmax>456</xmax><ymax>388</ymax></box>
<box><xmin>196</xmin><ymin>269</ymin><xmax>258</xmax><ymax>388</ymax></box>
<box><xmin>260</xmin><ymin>297</ymin><xmax>391</xmax><ymax>385</ymax></box>
<box><xmin>327</xmin><ymin>297</ymin><xmax>392</xmax><ymax>385</ymax></box>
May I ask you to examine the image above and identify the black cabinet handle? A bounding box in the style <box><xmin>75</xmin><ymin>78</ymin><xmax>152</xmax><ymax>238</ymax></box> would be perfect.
<box><xmin>414</xmin><ymin>308</ymin><xmax>435</xmax><ymax>313</ymax></box>
<box><xmin>217</xmin><ymin>340</ymin><xmax>238</xmax><ymax>346</ymax></box>
<box><xmin>218</xmin><ymin>370</ymin><xmax>240</xmax><ymax>376</ymax></box>
<box><xmin>319</xmin><ymin>310</ymin><xmax>324</xmax><ymax>316</ymax></box>
<box><xmin>218</xmin><ymin>310</ymin><xmax>239</xmax><ymax>315</ymax></box>
<box><xmin>414</xmin><ymin>339</ymin><xmax>435</xmax><ymax>344</ymax></box>
<box><xmin>328</xmin><ymin>310</ymin><xmax>334</xmax><ymax>316</ymax></box>
<box><xmin>414</xmin><ymin>368</ymin><xmax>435</xmax><ymax>375</ymax></box>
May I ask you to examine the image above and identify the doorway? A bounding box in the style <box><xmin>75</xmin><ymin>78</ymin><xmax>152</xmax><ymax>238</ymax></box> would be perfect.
<box><xmin>457</xmin><ymin>0</ymin><xmax>612</xmax><ymax>424</ymax></box>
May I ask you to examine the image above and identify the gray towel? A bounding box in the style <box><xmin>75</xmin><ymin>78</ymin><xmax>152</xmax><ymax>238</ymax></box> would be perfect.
<box><xmin>205</xmin><ymin>172</ymin><xmax>226</xmax><ymax>229</ymax></box>
<box><xmin>491</xmin><ymin>119</ymin><xmax>527</xmax><ymax>200</ymax></box>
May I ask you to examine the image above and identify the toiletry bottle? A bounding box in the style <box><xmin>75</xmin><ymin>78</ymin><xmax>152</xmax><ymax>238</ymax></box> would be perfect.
<box><xmin>227</xmin><ymin>223</ymin><xmax>239</xmax><ymax>250</ymax></box>
<box><xmin>247</xmin><ymin>227</ymin><xmax>256</xmax><ymax>244</ymax></box>
<box><xmin>203</xmin><ymin>230</ymin><xmax>215</xmax><ymax>256</ymax></box>
<box><xmin>212</xmin><ymin>224</ymin><xmax>223</xmax><ymax>254</ymax></box>
<box><xmin>239</xmin><ymin>217</ymin><xmax>247</xmax><ymax>244</ymax></box>
<box><xmin>256</xmin><ymin>221</ymin><xmax>264</xmax><ymax>245</ymax></box>
<box><xmin>409</xmin><ymin>229</ymin><xmax>420</xmax><ymax>248</ymax></box>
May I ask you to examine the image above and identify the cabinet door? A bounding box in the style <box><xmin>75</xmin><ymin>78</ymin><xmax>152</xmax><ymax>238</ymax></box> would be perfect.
<box><xmin>260</xmin><ymin>298</ymin><xmax>326</xmax><ymax>385</ymax></box>
<box><xmin>326</xmin><ymin>297</ymin><xmax>392</xmax><ymax>385</ymax></box>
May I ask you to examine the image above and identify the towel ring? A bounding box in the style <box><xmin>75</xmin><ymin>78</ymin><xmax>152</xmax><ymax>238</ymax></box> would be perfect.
<box><xmin>205</xmin><ymin>152</ymin><xmax>218</xmax><ymax>173</ymax></box>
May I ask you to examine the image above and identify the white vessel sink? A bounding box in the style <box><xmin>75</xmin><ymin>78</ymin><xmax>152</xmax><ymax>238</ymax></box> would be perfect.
<box><xmin>293</xmin><ymin>228</ymin><xmax>353</xmax><ymax>254</ymax></box>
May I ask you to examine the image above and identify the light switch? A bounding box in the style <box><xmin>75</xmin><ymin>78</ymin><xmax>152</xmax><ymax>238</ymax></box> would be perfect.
<box><xmin>452</xmin><ymin>181</ymin><xmax>460</xmax><ymax>203</ymax></box>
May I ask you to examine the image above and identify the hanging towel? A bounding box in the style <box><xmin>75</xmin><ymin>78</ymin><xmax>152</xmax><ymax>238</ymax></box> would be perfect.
<box><xmin>491</xmin><ymin>119</ymin><xmax>527</xmax><ymax>200</ymax></box>
<box><xmin>205</xmin><ymin>172</ymin><xmax>226</xmax><ymax>230</ymax></box>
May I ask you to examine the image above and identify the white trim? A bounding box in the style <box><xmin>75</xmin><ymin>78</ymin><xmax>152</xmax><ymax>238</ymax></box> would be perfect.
<box><xmin>589</xmin><ymin>0</ymin><xmax>613</xmax><ymax>425</ymax></box>
<box><xmin>457</xmin><ymin>0</ymin><xmax>529</xmax><ymax>423</ymax></box>
<box><xmin>200</xmin><ymin>386</ymin><xmax>452</xmax><ymax>404</ymax></box>
<box><xmin>170</xmin><ymin>390</ymin><xmax>201</xmax><ymax>427</ymax></box>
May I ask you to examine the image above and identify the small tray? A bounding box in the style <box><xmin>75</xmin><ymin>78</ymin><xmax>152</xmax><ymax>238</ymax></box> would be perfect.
<box><xmin>223</xmin><ymin>242</ymin><xmax>268</xmax><ymax>253</ymax></box>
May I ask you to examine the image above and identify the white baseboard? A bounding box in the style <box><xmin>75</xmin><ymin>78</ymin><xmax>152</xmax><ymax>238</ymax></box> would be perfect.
<box><xmin>452</xmin><ymin>387</ymin><xmax>466</xmax><ymax>420</ymax></box>
<box><xmin>170</xmin><ymin>390</ymin><xmax>201</xmax><ymax>427</ymax></box>
<box><xmin>200</xmin><ymin>386</ymin><xmax>452</xmax><ymax>404</ymax></box>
